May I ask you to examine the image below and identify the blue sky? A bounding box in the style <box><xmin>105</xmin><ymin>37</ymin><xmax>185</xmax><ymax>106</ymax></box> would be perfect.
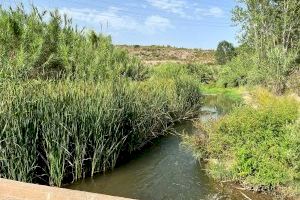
<box><xmin>2</xmin><ymin>0</ymin><xmax>238</xmax><ymax>49</ymax></box>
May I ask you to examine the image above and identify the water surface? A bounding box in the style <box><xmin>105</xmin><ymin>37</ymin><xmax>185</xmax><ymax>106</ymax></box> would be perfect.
<box><xmin>67</xmin><ymin>95</ymin><xmax>272</xmax><ymax>200</ymax></box>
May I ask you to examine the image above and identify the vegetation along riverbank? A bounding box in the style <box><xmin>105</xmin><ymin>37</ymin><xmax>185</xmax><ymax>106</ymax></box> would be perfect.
<box><xmin>182</xmin><ymin>89</ymin><xmax>300</xmax><ymax>198</ymax></box>
<box><xmin>181</xmin><ymin>0</ymin><xmax>300</xmax><ymax>198</ymax></box>
<box><xmin>0</xmin><ymin>6</ymin><xmax>202</xmax><ymax>187</ymax></box>
<box><xmin>0</xmin><ymin>1</ymin><xmax>300</xmax><ymax>199</ymax></box>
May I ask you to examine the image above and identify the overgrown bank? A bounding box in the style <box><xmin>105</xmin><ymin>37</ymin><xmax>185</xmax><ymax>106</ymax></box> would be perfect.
<box><xmin>215</xmin><ymin>0</ymin><xmax>300</xmax><ymax>95</ymax></box>
<box><xmin>180</xmin><ymin>2</ymin><xmax>300</xmax><ymax>196</ymax></box>
<box><xmin>0</xmin><ymin>78</ymin><xmax>201</xmax><ymax>187</ymax></box>
<box><xmin>0</xmin><ymin>6</ymin><xmax>202</xmax><ymax>187</ymax></box>
<box><xmin>183</xmin><ymin>89</ymin><xmax>300</xmax><ymax>198</ymax></box>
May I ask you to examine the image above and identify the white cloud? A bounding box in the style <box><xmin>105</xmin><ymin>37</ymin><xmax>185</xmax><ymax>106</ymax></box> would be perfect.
<box><xmin>146</xmin><ymin>0</ymin><xmax>188</xmax><ymax>17</ymax></box>
<box><xmin>59</xmin><ymin>7</ymin><xmax>172</xmax><ymax>34</ymax></box>
<box><xmin>57</xmin><ymin>4</ymin><xmax>223</xmax><ymax>35</ymax></box>
<box><xmin>195</xmin><ymin>7</ymin><xmax>224</xmax><ymax>18</ymax></box>
<box><xmin>59</xmin><ymin>7</ymin><xmax>138</xmax><ymax>31</ymax></box>
<box><xmin>146</xmin><ymin>0</ymin><xmax>224</xmax><ymax>19</ymax></box>
<box><xmin>207</xmin><ymin>7</ymin><xmax>224</xmax><ymax>17</ymax></box>
<box><xmin>144</xmin><ymin>15</ymin><xmax>173</xmax><ymax>33</ymax></box>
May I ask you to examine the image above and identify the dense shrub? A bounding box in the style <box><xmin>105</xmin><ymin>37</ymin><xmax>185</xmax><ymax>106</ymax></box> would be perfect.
<box><xmin>185</xmin><ymin>64</ymin><xmax>219</xmax><ymax>84</ymax></box>
<box><xmin>184</xmin><ymin>89</ymin><xmax>300</xmax><ymax>192</ymax></box>
<box><xmin>286</xmin><ymin>70</ymin><xmax>300</xmax><ymax>95</ymax></box>
<box><xmin>151</xmin><ymin>63</ymin><xmax>218</xmax><ymax>84</ymax></box>
<box><xmin>217</xmin><ymin>52</ymin><xmax>256</xmax><ymax>87</ymax></box>
<box><xmin>232</xmin><ymin>0</ymin><xmax>300</xmax><ymax>94</ymax></box>
<box><xmin>216</xmin><ymin>42</ymin><xmax>299</xmax><ymax>95</ymax></box>
<box><xmin>150</xmin><ymin>63</ymin><xmax>190</xmax><ymax>79</ymax></box>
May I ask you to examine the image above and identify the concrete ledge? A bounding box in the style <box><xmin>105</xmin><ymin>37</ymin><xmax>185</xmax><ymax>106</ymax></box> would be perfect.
<box><xmin>0</xmin><ymin>178</ymin><xmax>133</xmax><ymax>200</ymax></box>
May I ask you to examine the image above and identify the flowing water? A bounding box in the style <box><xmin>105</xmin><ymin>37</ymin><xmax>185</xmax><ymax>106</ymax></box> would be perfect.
<box><xmin>67</xmin><ymin>95</ymin><xmax>273</xmax><ymax>200</ymax></box>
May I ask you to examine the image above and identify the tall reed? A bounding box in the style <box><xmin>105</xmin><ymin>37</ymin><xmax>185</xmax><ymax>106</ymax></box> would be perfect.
<box><xmin>0</xmin><ymin>5</ymin><xmax>203</xmax><ymax>187</ymax></box>
<box><xmin>0</xmin><ymin>78</ymin><xmax>201</xmax><ymax>186</ymax></box>
<box><xmin>0</xmin><ymin>5</ymin><xmax>146</xmax><ymax>81</ymax></box>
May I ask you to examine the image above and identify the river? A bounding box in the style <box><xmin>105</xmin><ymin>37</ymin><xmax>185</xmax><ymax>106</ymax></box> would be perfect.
<box><xmin>67</xmin><ymin>95</ymin><xmax>273</xmax><ymax>200</ymax></box>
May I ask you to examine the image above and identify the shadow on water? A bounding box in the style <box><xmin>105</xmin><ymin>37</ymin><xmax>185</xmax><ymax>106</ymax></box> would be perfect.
<box><xmin>66</xmin><ymin>95</ymin><xmax>273</xmax><ymax>200</ymax></box>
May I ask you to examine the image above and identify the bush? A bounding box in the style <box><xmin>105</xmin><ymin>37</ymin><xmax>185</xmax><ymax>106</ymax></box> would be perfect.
<box><xmin>185</xmin><ymin>89</ymin><xmax>300</xmax><ymax>192</ymax></box>
<box><xmin>151</xmin><ymin>63</ymin><xmax>218</xmax><ymax>84</ymax></box>
<box><xmin>185</xmin><ymin>64</ymin><xmax>219</xmax><ymax>84</ymax></box>
<box><xmin>217</xmin><ymin>43</ymin><xmax>300</xmax><ymax>95</ymax></box>
<box><xmin>217</xmin><ymin>52</ymin><xmax>256</xmax><ymax>87</ymax></box>
<box><xmin>150</xmin><ymin>63</ymin><xmax>190</xmax><ymax>79</ymax></box>
<box><xmin>286</xmin><ymin>70</ymin><xmax>300</xmax><ymax>95</ymax></box>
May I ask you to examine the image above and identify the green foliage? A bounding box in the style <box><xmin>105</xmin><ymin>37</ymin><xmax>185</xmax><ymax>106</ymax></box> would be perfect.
<box><xmin>0</xmin><ymin>6</ymin><xmax>203</xmax><ymax>187</ymax></box>
<box><xmin>263</xmin><ymin>46</ymin><xmax>299</xmax><ymax>93</ymax></box>
<box><xmin>150</xmin><ymin>63</ymin><xmax>190</xmax><ymax>79</ymax></box>
<box><xmin>151</xmin><ymin>62</ymin><xmax>218</xmax><ymax>84</ymax></box>
<box><xmin>185</xmin><ymin>64</ymin><xmax>219</xmax><ymax>84</ymax></box>
<box><xmin>181</xmin><ymin>134</ymin><xmax>208</xmax><ymax>161</ymax></box>
<box><xmin>200</xmin><ymin>86</ymin><xmax>243</xmax><ymax>102</ymax></box>
<box><xmin>232</xmin><ymin>0</ymin><xmax>300</xmax><ymax>94</ymax></box>
<box><xmin>0</xmin><ymin>78</ymin><xmax>202</xmax><ymax>186</ymax></box>
<box><xmin>188</xmin><ymin>90</ymin><xmax>299</xmax><ymax>191</ymax></box>
<box><xmin>287</xmin><ymin>70</ymin><xmax>300</xmax><ymax>95</ymax></box>
<box><xmin>216</xmin><ymin>43</ymin><xmax>299</xmax><ymax>95</ymax></box>
<box><xmin>217</xmin><ymin>51</ymin><xmax>255</xmax><ymax>87</ymax></box>
<box><xmin>0</xmin><ymin>6</ymin><xmax>147</xmax><ymax>81</ymax></box>
<box><xmin>215</xmin><ymin>41</ymin><xmax>235</xmax><ymax>65</ymax></box>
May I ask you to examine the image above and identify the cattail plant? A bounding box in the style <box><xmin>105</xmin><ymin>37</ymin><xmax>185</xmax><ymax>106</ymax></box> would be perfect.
<box><xmin>0</xmin><ymin>5</ymin><xmax>203</xmax><ymax>187</ymax></box>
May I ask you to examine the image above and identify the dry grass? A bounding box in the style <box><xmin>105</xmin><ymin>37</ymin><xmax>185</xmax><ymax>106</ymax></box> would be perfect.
<box><xmin>117</xmin><ymin>45</ymin><xmax>215</xmax><ymax>66</ymax></box>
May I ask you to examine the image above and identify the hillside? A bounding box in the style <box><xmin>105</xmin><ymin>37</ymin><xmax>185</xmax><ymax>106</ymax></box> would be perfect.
<box><xmin>117</xmin><ymin>45</ymin><xmax>215</xmax><ymax>66</ymax></box>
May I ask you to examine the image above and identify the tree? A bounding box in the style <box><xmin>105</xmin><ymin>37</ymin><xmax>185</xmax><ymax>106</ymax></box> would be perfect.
<box><xmin>215</xmin><ymin>41</ymin><xmax>236</xmax><ymax>65</ymax></box>
<box><xmin>232</xmin><ymin>0</ymin><xmax>300</xmax><ymax>93</ymax></box>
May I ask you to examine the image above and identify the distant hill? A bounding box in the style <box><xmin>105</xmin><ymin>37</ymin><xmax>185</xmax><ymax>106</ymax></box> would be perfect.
<box><xmin>117</xmin><ymin>45</ymin><xmax>215</xmax><ymax>66</ymax></box>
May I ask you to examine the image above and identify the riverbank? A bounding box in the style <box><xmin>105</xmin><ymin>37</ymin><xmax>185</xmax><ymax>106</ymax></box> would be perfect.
<box><xmin>0</xmin><ymin>6</ymin><xmax>203</xmax><ymax>188</ymax></box>
<box><xmin>67</xmin><ymin>95</ymin><xmax>274</xmax><ymax>200</ymax></box>
<box><xmin>200</xmin><ymin>85</ymin><xmax>244</xmax><ymax>102</ymax></box>
<box><xmin>182</xmin><ymin>88</ymin><xmax>300</xmax><ymax>199</ymax></box>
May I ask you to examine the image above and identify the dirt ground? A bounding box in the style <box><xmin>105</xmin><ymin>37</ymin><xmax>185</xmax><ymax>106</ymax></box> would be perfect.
<box><xmin>117</xmin><ymin>45</ymin><xmax>215</xmax><ymax>66</ymax></box>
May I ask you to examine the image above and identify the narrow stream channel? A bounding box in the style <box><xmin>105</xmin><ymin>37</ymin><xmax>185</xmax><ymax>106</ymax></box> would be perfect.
<box><xmin>67</xmin><ymin>95</ymin><xmax>273</xmax><ymax>200</ymax></box>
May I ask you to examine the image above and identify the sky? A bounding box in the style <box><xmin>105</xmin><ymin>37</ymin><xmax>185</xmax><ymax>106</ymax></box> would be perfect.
<box><xmin>2</xmin><ymin>0</ymin><xmax>239</xmax><ymax>49</ymax></box>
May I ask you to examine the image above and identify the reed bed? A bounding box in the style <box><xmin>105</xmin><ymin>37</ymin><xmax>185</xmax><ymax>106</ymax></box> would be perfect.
<box><xmin>0</xmin><ymin>5</ymin><xmax>203</xmax><ymax>186</ymax></box>
<box><xmin>0</xmin><ymin>5</ymin><xmax>146</xmax><ymax>81</ymax></box>
<box><xmin>0</xmin><ymin>78</ymin><xmax>201</xmax><ymax>186</ymax></box>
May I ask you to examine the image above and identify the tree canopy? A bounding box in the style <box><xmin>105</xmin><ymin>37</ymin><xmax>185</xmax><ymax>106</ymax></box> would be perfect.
<box><xmin>215</xmin><ymin>40</ymin><xmax>236</xmax><ymax>65</ymax></box>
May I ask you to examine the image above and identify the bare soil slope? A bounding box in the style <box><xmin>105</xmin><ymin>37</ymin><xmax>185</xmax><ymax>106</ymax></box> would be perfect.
<box><xmin>117</xmin><ymin>45</ymin><xmax>215</xmax><ymax>66</ymax></box>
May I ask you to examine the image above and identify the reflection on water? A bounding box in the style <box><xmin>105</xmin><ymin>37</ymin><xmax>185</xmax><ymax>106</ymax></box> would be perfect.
<box><xmin>202</xmin><ymin>94</ymin><xmax>240</xmax><ymax>115</ymax></box>
<box><xmin>67</xmin><ymin>95</ymin><xmax>272</xmax><ymax>200</ymax></box>
<box><xmin>68</xmin><ymin>121</ymin><xmax>219</xmax><ymax>200</ymax></box>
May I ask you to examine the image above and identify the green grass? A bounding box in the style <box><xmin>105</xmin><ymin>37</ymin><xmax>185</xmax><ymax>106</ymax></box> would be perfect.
<box><xmin>200</xmin><ymin>85</ymin><xmax>243</xmax><ymax>102</ymax></box>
